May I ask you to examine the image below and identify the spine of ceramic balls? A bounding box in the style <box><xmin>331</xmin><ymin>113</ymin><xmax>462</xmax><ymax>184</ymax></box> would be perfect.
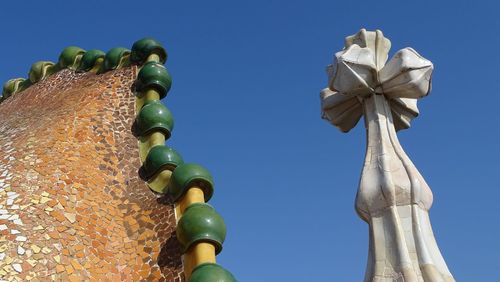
<box><xmin>0</xmin><ymin>44</ymin><xmax>133</xmax><ymax>102</ymax></box>
<box><xmin>130</xmin><ymin>38</ymin><xmax>235</xmax><ymax>281</ymax></box>
<box><xmin>169</xmin><ymin>163</ymin><xmax>236</xmax><ymax>281</ymax></box>
<box><xmin>132</xmin><ymin>38</ymin><xmax>179</xmax><ymax>193</ymax></box>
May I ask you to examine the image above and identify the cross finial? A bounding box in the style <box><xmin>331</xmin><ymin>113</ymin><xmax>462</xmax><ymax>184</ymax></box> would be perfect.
<box><xmin>321</xmin><ymin>28</ymin><xmax>433</xmax><ymax>132</ymax></box>
<box><xmin>318</xmin><ymin>29</ymin><xmax>455</xmax><ymax>281</ymax></box>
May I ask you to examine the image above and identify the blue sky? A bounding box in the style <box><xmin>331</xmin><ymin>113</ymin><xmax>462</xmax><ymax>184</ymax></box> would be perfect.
<box><xmin>1</xmin><ymin>1</ymin><xmax>499</xmax><ymax>281</ymax></box>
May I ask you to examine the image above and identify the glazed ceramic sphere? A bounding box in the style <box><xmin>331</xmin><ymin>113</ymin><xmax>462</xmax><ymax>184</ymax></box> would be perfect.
<box><xmin>29</xmin><ymin>61</ymin><xmax>56</xmax><ymax>83</ymax></box>
<box><xmin>168</xmin><ymin>163</ymin><xmax>214</xmax><ymax>202</ymax></box>
<box><xmin>102</xmin><ymin>47</ymin><xmax>130</xmax><ymax>71</ymax></box>
<box><xmin>135</xmin><ymin>61</ymin><xmax>172</xmax><ymax>98</ymax></box>
<box><xmin>58</xmin><ymin>46</ymin><xmax>85</xmax><ymax>70</ymax></box>
<box><xmin>176</xmin><ymin>203</ymin><xmax>226</xmax><ymax>254</ymax></box>
<box><xmin>189</xmin><ymin>263</ymin><xmax>236</xmax><ymax>282</ymax></box>
<box><xmin>78</xmin><ymin>49</ymin><xmax>105</xmax><ymax>72</ymax></box>
<box><xmin>143</xmin><ymin>146</ymin><xmax>184</xmax><ymax>180</ymax></box>
<box><xmin>136</xmin><ymin>100</ymin><xmax>174</xmax><ymax>138</ymax></box>
<box><xmin>130</xmin><ymin>38</ymin><xmax>167</xmax><ymax>64</ymax></box>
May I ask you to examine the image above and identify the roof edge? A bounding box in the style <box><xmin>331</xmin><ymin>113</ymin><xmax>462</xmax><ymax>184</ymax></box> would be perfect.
<box><xmin>0</xmin><ymin>37</ymin><xmax>167</xmax><ymax>103</ymax></box>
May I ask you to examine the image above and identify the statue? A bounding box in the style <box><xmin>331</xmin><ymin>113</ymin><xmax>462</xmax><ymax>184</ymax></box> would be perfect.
<box><xmin>320</xmin><ymin>29</ymin><xmax>455</xmax><ymax>282</ymax></box>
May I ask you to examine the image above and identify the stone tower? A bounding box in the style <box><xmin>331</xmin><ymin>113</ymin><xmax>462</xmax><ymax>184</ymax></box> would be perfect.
<box><xmin>320</xmin><ymin>29</ymin><xmax>454</xmax><ymax>282</ymax></box>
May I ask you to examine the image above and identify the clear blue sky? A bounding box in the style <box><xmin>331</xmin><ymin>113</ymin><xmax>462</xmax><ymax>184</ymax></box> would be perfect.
<box><xmin>1</xmin><ymin>1</ymin><xmax>499</xmax><ymax>281</ymax></box>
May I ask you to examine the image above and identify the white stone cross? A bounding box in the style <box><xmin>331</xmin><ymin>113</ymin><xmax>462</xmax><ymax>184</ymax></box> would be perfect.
<box><xmin>321</xmin><ymin>29</ymin><xmax>455</xmax><ymax>282</ymax></box>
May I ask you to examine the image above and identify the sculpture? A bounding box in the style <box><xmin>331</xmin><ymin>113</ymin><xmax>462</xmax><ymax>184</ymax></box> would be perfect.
<box><xmin>321</xmin><ymin>29</ymin><xmax>454</xmax><ymax>282</ymax></box>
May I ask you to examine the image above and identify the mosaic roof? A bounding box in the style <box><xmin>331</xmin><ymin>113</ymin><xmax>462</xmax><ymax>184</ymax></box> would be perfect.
<box><xmin>0</xmin><ymin>39</ymin><xmax>234</xmax><ymax>281</ymax></box>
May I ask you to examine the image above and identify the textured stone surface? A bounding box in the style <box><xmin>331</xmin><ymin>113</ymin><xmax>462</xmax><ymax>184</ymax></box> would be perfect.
<box><xmin>321</xmin><ymin>29</ymin><xmax>454</xmax><ymax>282</ymax></box>
<box><xmin>0</xmin><ymin>67</ymin><xmax>183</xmax><ymax>281</ymax></box>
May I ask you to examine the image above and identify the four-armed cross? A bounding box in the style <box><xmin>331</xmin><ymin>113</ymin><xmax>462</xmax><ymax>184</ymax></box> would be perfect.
<box><xmin>321</xmin><ymin>29</ymin><xmax>454</xmax><ymax>282</ymax></box>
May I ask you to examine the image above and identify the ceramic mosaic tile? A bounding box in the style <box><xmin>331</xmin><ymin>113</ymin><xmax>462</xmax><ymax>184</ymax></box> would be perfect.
<box><xmin>0</xmin><ymin>67</ymin><xmax>184</xmax><ymax>281</ymax></box>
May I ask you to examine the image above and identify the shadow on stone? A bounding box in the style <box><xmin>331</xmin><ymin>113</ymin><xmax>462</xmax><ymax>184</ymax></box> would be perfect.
<box><xmin>158</xmin><ymin>230</ymin><xmax>183</xmax><ymax>270</ymax></box>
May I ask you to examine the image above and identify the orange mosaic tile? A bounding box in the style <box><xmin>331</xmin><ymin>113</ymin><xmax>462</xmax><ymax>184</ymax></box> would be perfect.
<box><xmin>0</xmin><ymin>67</ymin><xmax>184</xmax><ymax>281</ymax></box>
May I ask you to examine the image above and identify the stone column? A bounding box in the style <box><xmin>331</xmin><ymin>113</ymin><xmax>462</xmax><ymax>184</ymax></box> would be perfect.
<box><xmin>320</xmin><ymin>29</ymin><xmax>454</xmax><ymax>282</ymax></box>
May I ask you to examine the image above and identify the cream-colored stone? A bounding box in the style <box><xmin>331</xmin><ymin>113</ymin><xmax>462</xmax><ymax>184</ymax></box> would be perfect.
<box><xmin>30</xmin><ymin>245</ymin><xmax>41</xmax><ymax>254</ymax></box>
<box><xmin>63</xmin><ymin>213</ymin><xmax>76</xmax><ymax>223</ymax></box>
<box><xmin>4</xmin><ymin>256</ymin><xmax>13</xmax><ymax>265</ymax></box>
<box><xmin>321</xmin><ymin>29</ymin><xmax>454</xmax><ymax>282</ymax></box>
<box><xmin>40</xmin><ymin>197</ymin><xmax>51</xmax><ymax>204</ymax></box>
<box><xmin>26</xmin><ymin>259</ymin><xmax>37</xmax><ymax>267</ymax></box>
<box><xmin>53</xmin><ymin>255</ymin><xmax>60</xmax><ymax>263</ymax></box>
